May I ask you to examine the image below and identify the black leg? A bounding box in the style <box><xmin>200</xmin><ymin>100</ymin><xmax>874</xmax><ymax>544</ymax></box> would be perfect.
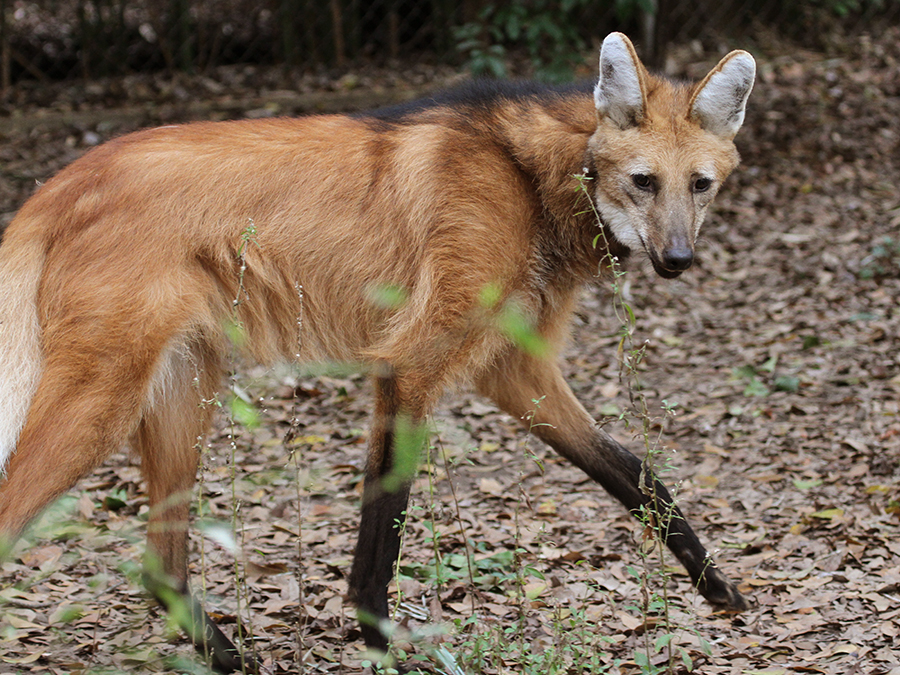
<box><xmin>143</xmin><ymin>571</ymin><xmax>260</xmax><ymax>673</ymax></box>
<box><xmin>559</xmin><ymin>432</ymin><xmax>747</xmax><ymax>611</ymax></box>
<box><xmin>348</xmin><ymin>374</ymin><xmax>417</xmax><ymax>653</ymax></box>
<box><xmin>477</xmin><ymin>350</ymin><xmax>747</xmax><ymax>612</ymax></box>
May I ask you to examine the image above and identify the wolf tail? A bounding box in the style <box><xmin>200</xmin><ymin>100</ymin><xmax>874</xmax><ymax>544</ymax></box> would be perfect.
<box><xmin>0</xmin><ymin>232</ymin><xmax>44</xmax><ymax>472</ymax></box>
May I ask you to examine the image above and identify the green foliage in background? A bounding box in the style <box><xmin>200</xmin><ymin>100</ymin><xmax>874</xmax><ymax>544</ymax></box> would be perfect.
<box><xmin>453</xmin><ymin>0</ymin><xmax>600</xmax><ymax>82</ymax></box>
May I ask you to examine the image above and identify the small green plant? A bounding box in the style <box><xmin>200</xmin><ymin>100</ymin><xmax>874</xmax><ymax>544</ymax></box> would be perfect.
<box><xmin>732</xmin><ymin>355</ymin><xmax>801</xmax><ymax>398</ymax></box>
<box><xmin>400</xmin><ymin>547</ymin><xmax>516</xmax><ymax>589</ymax></box>
<box><xmin>859</xmin><ymin>234</ymin><xmax>900</xmax><ymax>279</ymax></box>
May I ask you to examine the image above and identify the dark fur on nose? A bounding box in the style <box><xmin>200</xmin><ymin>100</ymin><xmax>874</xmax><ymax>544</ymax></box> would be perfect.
<box><xmin>662</xmin><ymin>246</ymin><xmax>693</xmax><ymax>271</ymax></box>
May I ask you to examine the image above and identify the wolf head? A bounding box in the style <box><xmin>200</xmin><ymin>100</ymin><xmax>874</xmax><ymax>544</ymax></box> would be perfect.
<box><xmin>588</xmin><ymin>32</ymin><xmax>755</xmax><ymax>279</ymax></box>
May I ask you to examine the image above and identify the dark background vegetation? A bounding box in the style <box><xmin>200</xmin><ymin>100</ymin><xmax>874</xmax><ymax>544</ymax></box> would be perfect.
<box><xmin>0</xmin><ymin>1</ymin><xmax>899</xmax><ymax>674</ymax></box>
<box><xmin>1</xmin><ymin>0</ymin><xmax>898</xmax><ymax>87</ymax></box>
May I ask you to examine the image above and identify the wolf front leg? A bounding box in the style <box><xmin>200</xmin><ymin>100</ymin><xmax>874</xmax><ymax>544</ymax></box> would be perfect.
<box><xmin>477</xmin><ymin>348</ymin><xmax>747</xmax><ymax>612</ymax></box>
<box><xmin>348</xmin><ymin>371</ymin><xmax>419</xmax><ymax>655</ymax></box>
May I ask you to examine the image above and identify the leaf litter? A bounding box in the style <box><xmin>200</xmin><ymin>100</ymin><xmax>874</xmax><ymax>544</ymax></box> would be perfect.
<box><xmin>0</xmin><ymin>28</ymin><xmax>899</xmax><ymax>675</ymax></box>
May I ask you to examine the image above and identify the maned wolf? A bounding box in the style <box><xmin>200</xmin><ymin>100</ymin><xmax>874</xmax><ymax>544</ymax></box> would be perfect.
<box><xmin>0</xmin><ymin>33</ymin><xmax>755</xmax><ymax>671</ymax></box>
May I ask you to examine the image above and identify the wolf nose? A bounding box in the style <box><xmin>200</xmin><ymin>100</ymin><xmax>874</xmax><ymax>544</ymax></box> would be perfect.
<box><xmin>662</xmin><ymin>247</ymin><xmax>693</xmax><ymax>271</ymax></box>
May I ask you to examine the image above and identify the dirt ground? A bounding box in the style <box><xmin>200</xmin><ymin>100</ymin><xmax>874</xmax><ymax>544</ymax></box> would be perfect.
<box><xmin>0</xmin><ymin>28</ymin><xmax>898</xmax><ymax>675</ymax></box>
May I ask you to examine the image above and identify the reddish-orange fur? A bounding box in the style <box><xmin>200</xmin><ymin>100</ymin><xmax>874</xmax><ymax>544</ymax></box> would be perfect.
<box><xmin>0</xmin><ymin>34</ymin><xmax>754</xmax><ymax>671</ymax></box>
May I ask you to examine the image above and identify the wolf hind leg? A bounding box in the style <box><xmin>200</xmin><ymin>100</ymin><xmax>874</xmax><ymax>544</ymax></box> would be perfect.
<box><xmin>0</xmin><ymin>344</ymin><xmax>160</xmax><ymax>555</ymax></box>
<box><xmin>132</xmin><ymin>338</ymin><xmax>258</xmax><ymax>673</ymax></box>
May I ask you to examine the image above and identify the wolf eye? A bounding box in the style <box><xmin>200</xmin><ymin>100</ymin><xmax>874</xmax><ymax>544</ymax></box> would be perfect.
<box><xmin>693</xmin><ymin>177</ymin><xmax>712</xmax><ymax>192</ymax></box>
<box><xmin>632</xmin><ymin>174</ymin><xmax>653</xmax><ymax>191</ymax></box>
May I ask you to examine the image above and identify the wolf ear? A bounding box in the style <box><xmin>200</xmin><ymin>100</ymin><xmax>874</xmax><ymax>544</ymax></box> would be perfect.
<box><xmin>690</xmin><ymin>50</ymin><xmax>756</xmax><ymax>139</ymax></box>
<box><xmin>594</xmin><ymin>32</ymin><xmax>647</xmax><ymax>129</ymax></box>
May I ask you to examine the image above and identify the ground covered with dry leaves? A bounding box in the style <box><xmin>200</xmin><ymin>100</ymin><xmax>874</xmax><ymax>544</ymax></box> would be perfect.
<box><xmin>0</xmin><ymin>29</ymin><xmax>898</xmax><ymax>675</ymax></box>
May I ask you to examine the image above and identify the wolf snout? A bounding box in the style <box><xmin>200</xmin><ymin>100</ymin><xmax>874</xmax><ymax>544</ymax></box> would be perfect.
<box><xmin>662</xmin><ymin>245</ymin><xmax>694</xmax><ymax>272</ymax></box>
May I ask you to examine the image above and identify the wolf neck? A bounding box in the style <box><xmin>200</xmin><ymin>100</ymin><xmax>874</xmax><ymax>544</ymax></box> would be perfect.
<box><xmin>490</xmin><ymin>93</ymin><xmax>623</xmax><ymax>281</ymax></box>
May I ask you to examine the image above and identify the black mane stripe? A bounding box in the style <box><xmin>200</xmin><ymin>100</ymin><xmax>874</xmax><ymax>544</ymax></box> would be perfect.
<box><xmin>354</xmin><ymin>79</ymin><xmax>594</xmax><ymax>124</ymax></box>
